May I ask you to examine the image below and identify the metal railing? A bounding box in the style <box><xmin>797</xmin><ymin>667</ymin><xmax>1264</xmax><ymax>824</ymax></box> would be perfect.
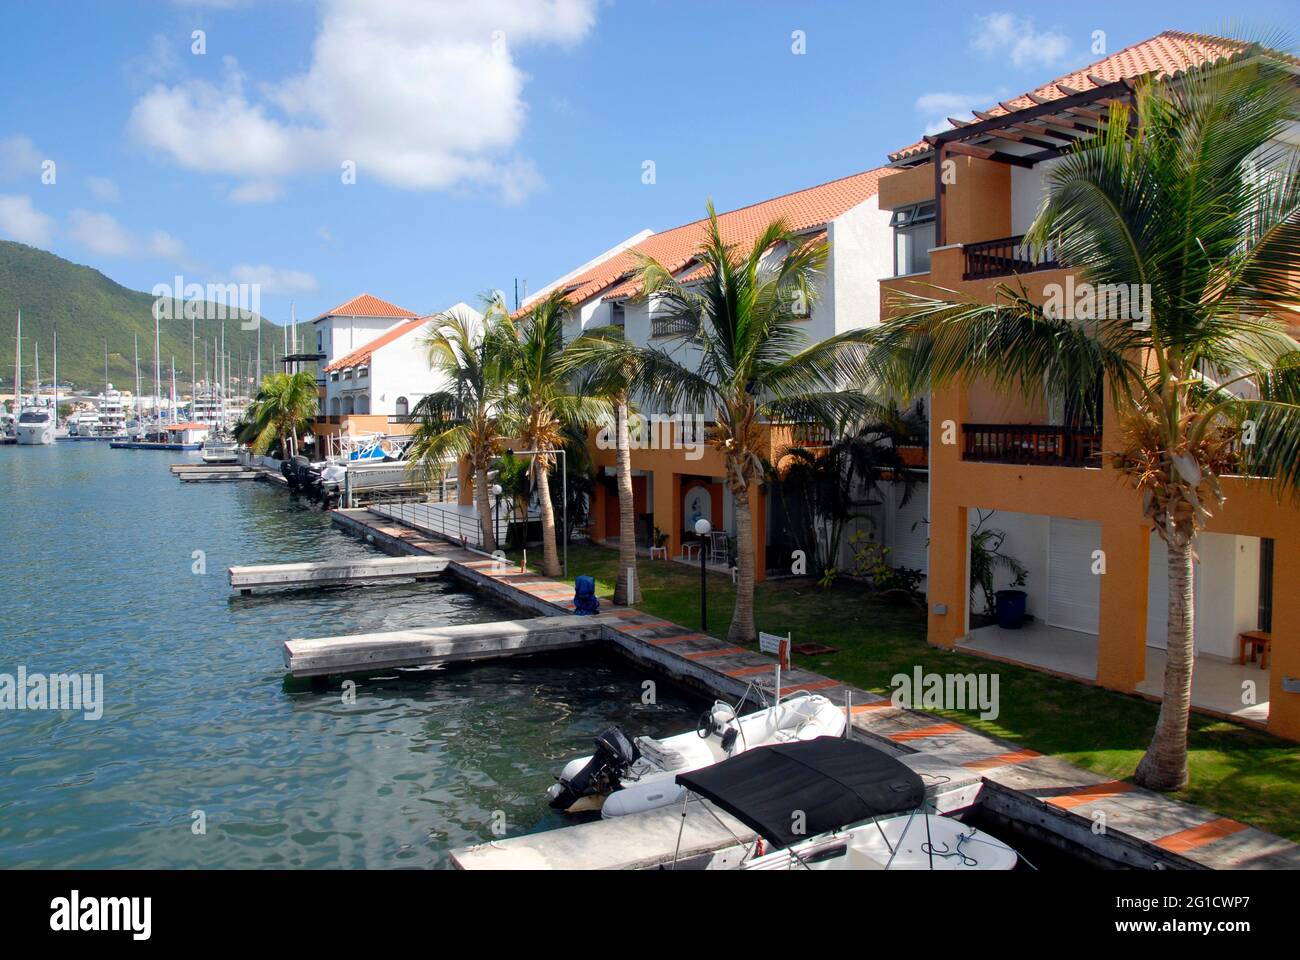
<box><xmin>962</xmin><ymin>423</ymin><xmax>1101</xmax><ymax>467</ymax></box>
<box><xmin>650</xmin><ymin>315</ymin><xmax>698</xmax><ymax>338</ymax></box>
<box><xmin>963</xmin><ymin>235</ymin><xmax>1059</xmax><ymax>280</ymax></box>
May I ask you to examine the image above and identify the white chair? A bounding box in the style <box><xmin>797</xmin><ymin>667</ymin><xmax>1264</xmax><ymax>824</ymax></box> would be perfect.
<box><xmin>709</xmin><ymin>531</ymin><xmax>729</xmax><ymax>566</ymax></box>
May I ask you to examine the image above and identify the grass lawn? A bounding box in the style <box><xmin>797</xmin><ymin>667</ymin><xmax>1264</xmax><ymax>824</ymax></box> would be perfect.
<box><xmin>511</xmin><ymin>541</ymin><xmax>1300</xmax><ymax>842</ymax></box>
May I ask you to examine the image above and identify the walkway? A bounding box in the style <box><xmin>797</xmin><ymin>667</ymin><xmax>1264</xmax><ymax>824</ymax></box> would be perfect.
<box><xmin>333</xmin><ymin>507</ymin><xmax>1300</xmax><ymax>869</ymax></box>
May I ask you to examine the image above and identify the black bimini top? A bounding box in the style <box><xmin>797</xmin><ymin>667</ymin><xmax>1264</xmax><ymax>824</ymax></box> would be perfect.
<box><xmin>675</xmin><ymin>737</ymin><xmax>925</xmax><ymax>849</ymax></box>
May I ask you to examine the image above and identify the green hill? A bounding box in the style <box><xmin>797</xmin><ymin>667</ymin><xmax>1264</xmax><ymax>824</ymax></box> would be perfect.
<box><xmin>0</xmin><ymin>240</ymin><xmax>289</xmax><ymax>393</ymax></box>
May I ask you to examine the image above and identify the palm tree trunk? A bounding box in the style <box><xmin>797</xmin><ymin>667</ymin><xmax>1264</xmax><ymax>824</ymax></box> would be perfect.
<box><xmin>535</xmin><ymin>455</ymin><xmax>561</xmax><ymax>577</ymax></box>
<box><xmin>475</xmin><ymin>464</ymin><xmax>496</xmax><ymax>552</ymax></box>
<box><xmin>614</xmin><ymin>397</ymin><xmax>640</xmax><ymax>605</ymax></box>
<box><xmin>1134</xmin><ymin>531</ymin><xmax>1195</xmax><ymax>791</ymax></box>
<box><xmin>728</xmin><ymin>464</ymin><xmax>756</xmax><ymax>644</ymax></box>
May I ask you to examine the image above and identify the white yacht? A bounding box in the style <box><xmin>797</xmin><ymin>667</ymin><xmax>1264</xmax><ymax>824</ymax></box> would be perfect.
<box><xmin>191</xmin><ymin>381</ymin><xmax>233</xmax><ymax>430</ymax></box>
<box><xmin>16</xmin><ymin>405</ymin><xmax>55</xmax><ymax>445</ymax></box>
<box><xmin>67</xmin><ymin>409</ymin><xmax>101</xmax><ymax>438</ymax></box>
<box><xmin>94</xmin><ymin>386</ymin><xmax>128</xmax><ymax>439</ymax></box>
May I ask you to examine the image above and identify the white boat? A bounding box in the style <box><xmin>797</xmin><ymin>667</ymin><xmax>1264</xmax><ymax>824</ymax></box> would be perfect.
<box><xmin>16</xmin><ymin>407</ymin><xmax>55</xmax><ymax>445</ymax></box>
<box><xmin>1</xmin><ymin>412</ymin><xmax>17</xmax><ymax>444</ymax></box>
<box><xmin>201</xmin><ymin>437</ymin><xmax>241</xmax><ymax>464</ymax></box>
<box><xmin>547</xmin><ymin>688</ymin><xmax>846</xmax><ymax>818</ymax></box>
<box><xmin>66</xmin><ymin>409</ymin><xmax>101</xmax><ymax>438</ymax></box>
<box><xmin>673</xmin><ymin>737</ymin><xmax>1021</xmax><ymax>871</ymax></box>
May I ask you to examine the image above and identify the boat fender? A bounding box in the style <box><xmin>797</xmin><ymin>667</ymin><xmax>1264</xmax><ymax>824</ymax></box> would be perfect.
<box><xmin>720</xmin><ymin>727</ymin><xmax>739</xmax><ymax>753</ymax></box>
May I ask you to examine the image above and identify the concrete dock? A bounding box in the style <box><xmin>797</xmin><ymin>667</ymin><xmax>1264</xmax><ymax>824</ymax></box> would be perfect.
<box><xmin>230</xmin><ymin>555</ymin><xmax>449</xmax><ymax>593</ymax></box>
<box><xmin>283</xmin><ymin>614</ymin><xmax>605</xmax><ymax>677</ymax></box>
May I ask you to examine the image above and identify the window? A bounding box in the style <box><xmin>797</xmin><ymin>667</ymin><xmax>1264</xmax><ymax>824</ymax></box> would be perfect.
<box><xmin>356</xmin><ymin>366</ymin><xmax>368</xmax><ymax>379</ymax></box>
<box><xmin>610</xmin><ymin>302</ymin><xmax>626</xmax><ymax>328</ymax></box>
<box><xmin>395</xmin><ymin>396</ymin><xmax>409</xmax><ymax>417</ymax></box>
<box><xmin>343</xmin><ymin>368</ymin><xmax>352</xmax><ymax>380</ymax></box>
<box><xmin>330</xmin><ymin>371</ymin><xmax>340</xmax><ymax>382</ymax></box>
<box><xmin>356</xmin><ymin>395</ymin><xmax>370</xmax><ymax>415</ymax></box>
<box><xmin>343</xmin><ymin>396</ymin><xmax>355</xmax><ymax>415</ymax></box>
<box><xmin>891</xmin><ymin>202</ymin><xmax>936</xmax><ymax>276</ymax></box>
<box><xmin>317</xmin><ymin>331</ymin><xmax>323</xmax><ymax>352</ymax></box>
<box><xmin>329</xmin><ymin>397</ymin><xmax>340</xmax><ymax>415</ymax></box>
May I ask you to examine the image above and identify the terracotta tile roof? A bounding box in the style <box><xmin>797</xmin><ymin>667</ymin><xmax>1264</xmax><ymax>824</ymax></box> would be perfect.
<box><xmin>324</xmin><ymin>314</ymin><xmax>432</xmax><ymax>372</ymax></box>
<box><xmin>889</xmin><ymin>31</ymin><xmax>1254</xmax><ymax>161</ymax></box>
<box><xmin>625</xmin><ymin>229</ymin><xmax>831</xmax><ymax>296</ymax></box>
<box><xmin>310</xmin><ymin>293</ymin><xmax>419</xmax><ymax>324</ymax></box>
<box><xmin>520</xmin><ymin>167</ymin><xmax>894</xmax><ymax>310</ymax></box>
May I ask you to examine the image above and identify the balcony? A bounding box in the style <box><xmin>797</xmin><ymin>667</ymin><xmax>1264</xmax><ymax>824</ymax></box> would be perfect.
<box><xmin>963</xmin><ymin>423</ymin><xmax>1101</xmax><ymax>468</ymax></box>
<box><xmin>651</xmin><ymin>315</ymin><xmax>698</xmax><ymax>338</ymax></box>
<box><xmin>963</xmin><ymin>235</ymin><xmax>1059</xmax><ymax>281</ymax></box>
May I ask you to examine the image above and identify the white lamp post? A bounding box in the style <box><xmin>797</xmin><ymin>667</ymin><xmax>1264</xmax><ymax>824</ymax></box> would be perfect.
<box><xmin>491</xmin><ymin>483</ymin><xmax>503</xmax><ymax>547</ymax></box>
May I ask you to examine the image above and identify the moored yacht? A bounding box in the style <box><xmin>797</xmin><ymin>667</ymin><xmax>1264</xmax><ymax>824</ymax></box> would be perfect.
<box><xmin>15</xmin><ymin>406</ymin><xmax>55</xmax><ymax>445</ymax></box>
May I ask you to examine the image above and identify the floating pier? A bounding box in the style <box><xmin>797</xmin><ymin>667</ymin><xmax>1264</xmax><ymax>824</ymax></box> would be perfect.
<box><xmin>229</xmin><ymin>555</ymin><xmax>449</xmax><ymax>593</ymax></box>
<box><xmin>283</xmin><ymin>614</ymin><xmax>603</xmax><ymax>677</ymax></box>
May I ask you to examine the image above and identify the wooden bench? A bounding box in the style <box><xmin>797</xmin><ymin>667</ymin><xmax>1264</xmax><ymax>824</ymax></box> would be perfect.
<box><xmin>1238</xmin><ymin>630</ymin><xmax>1271</xmax><ymax>669</ymax></box>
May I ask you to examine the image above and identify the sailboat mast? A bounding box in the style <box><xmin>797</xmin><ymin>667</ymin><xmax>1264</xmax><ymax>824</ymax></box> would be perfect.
<box><xmin>52</xmin><ymin>327</ymin><xmax>58</xmax><ymax>426</ymax></box>
<box><xmin>190</xmin><ymin>316</ymin><xmax>196</xmax><ymax>421</ymax></box>
<box><xmin>170</xmin><ymin>357</ymin><xmax>177</xmax><ymax>424</ymax></box>
<box><xmin>14</xmin><ymin>310</ymin><xmax>21</xmax><ymax>415</ymax></box>
<box><xmin>153</xmin><ymin>308</ymin><xmax>161</xmax><ymax>423</ymax></box>
<box><xmin>33</xmin><ymin>340</ymin><xmax>39</xmax><ymax>405</ymax></box>
<box><xmin>133</xmin><ymin>334</ymin><xmax>141</xmax><ymax>419</ymax></box>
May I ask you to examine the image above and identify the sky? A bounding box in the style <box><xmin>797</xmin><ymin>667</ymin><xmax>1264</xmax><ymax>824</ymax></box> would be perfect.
<box><xmin>1</xmin><ymin>0</ymin><xmax>1295</xmax><ymax>327</ymax></box>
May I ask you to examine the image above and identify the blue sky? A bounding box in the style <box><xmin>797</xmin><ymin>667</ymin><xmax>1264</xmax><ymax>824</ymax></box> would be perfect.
<box><xmin>0</xmin><ymin>0</ymin><xmax>1295</xmax><ymax>326</ymax></box>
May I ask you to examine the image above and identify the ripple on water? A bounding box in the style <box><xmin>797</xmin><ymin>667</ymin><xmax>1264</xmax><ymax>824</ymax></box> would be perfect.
<box><xmin>0</xmin><ymin>444</ymin><xmax>706</xmax><ymax>868</ymax></box>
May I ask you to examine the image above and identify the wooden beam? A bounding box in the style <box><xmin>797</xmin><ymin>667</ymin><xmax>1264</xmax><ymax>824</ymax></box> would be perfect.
<box><xmin>931</xmin><ymin>80</ymin><xmax>1135</xmax><ymax>148</ymax></box>
<box><xmin>941</xmin><ymin>140</ymin><xmax>1038</xmax><ymax>168</ymax></box>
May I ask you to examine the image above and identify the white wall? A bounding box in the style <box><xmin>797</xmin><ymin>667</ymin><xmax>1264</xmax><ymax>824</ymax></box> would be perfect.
<box><xmin>828</xmin><ymin>196</ymin><xmax>893</xmax><ymax>331</ymax></box>
<box><xmin>1147</xmin><ymin>532</ymin><xmax>1260</xmax><ymax>659</ymax></box>
<box><xmin>318</xmin><ymin>315</ymin><xmax>405</xmax><ymax>367</ymax></box>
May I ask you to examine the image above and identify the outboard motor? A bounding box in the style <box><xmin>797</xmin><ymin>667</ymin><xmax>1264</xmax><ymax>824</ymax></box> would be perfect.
<box><xmin>547</xmin><ymin>727</ymin><xmax>640</xmax><ymax>810</ymax></box>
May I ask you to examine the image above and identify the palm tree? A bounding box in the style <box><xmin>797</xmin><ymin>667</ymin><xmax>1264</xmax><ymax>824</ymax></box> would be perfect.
<box><xmin>500</xmin><ymin>290</ymin><xmax>607</xmax><ymax>577</ymax></box>
<box><xmin>631</xmin><ymin>204</ymin><xmax>882</xmax><ymax>643</ymax></box>
<box><xmin>774</xmin><ymin>412</ymin><xmax>924</xmax><ymax>585</ymax></box>
<box><xmin>406</xmin><ymin>298</ymin><xmax>511</xmax><ymax>552</ymax></box>
<box><xmin>246</xmin><ymin>369</ymin><xmax>318</xmax><ymax>458</ymax></box>
<box><xmin>563</xmin><ymin>327</ymin><xmax>644</xmax><ymax>604</ymax></box>
<box><xmin>877</xmin><ymin>46</ymin><xmax>1300</xmax><ymax>790</ymax></box>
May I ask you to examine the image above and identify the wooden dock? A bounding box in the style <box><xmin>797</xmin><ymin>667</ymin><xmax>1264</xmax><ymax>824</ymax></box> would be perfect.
<box><xmin>230</xmin><ymin>555</ymin><xmax>449</xmax><ymax>593</ymax></box>
<box><xmin>283</xmin><ymin>614</ymin><xmax>604</xmax><ymax>677</ymax></box>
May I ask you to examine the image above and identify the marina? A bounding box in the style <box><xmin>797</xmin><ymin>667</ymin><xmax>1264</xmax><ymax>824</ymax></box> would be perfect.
<box><xmin>2</xmin><ymin>11</ymin><xmax>1298</xmax><ymax>902</ymax></box>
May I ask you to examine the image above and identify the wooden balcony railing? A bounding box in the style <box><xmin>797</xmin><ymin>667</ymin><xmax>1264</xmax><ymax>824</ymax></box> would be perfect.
<box><xmin>963</xmin><ymin>423</ymin><xmax>1101</xmax><ymax>468</ymax></box>
<box><xmin>963</xmin><ymin>235</ymin><xmax>1059</xmax><ymax>280</ymax></box>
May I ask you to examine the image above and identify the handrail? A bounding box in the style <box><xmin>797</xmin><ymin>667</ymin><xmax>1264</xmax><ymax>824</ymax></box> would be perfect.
<box><xmin>963</xmin><ymin>235</ymin><xmax>1059</xmax><ymax>280</ymax></box>
<box><xmin>962</xmin><ymin>422</ymin><xmax>1101</xmax><ymax>467</ymax></box>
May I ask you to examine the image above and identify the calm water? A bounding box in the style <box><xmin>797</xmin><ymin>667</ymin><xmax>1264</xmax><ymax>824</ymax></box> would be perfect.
<box><xmin>0</xmin><ymin>442</ymin><xmax>706</xmax><ymax>869</ymax></box>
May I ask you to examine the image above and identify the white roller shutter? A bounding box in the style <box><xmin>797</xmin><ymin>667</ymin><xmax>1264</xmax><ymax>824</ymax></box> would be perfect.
<box><xmin>888</xmin><ymin>482</ymin><xmax>929</xmax><ymax>574</ymax></box>
<box><xmin>1047</xmin><ymin>517</ymin><xmax>1101</xmax><ymax>634</ymax></box>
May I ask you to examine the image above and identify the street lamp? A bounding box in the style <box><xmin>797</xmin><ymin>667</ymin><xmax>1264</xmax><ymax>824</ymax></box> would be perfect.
<box><xmin>695</xmin><ymin>517</ymin><xmax>711</xmax><ymax>633</ymax></box>
<box><xmin>491</xmin><ymin>483</ymin><xmax>503</xmax><ymax>549</ymax></box>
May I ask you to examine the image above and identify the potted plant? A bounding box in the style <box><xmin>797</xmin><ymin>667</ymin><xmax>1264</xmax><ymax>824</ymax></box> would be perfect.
<box><xmin>994</xmin><ymin>569</ymin><xmax>1030</xmax><ymax>630</ymax></box>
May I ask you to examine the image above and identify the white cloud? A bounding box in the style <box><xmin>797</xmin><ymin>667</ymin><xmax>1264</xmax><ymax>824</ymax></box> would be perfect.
<box><xmin>971</xmin><ymin>13</ymin><xmax>1071</xmax><ymax>69</ymax></box>
<box><xmin>128</xmin><ymin>0</ymin><xmax>598</xmax><ymax>202</ymax></box>
<box><xmin>67</xmin><ymin>209</ymin><xmax>188</xmax><ymax>261</ymax></box>
<box><xmin>915</xmin><ymin>90</ymin><xmax>1010</xmax><ymax>135</ymax></box>
<box><xmin>229</xmin><ymin>263</ymin><xmax>319</xmax><ymax>295</ymax></box>
<box><xmin>0</xmin><ymin>136</ymin><xmax>44</xmax><ymax>181</ymax></box>
<box><xmin>0</xmin><ymin>194</ymin><xmax>56</xmax><ymax>247</ymax></box>
<box><xmin>87</xmin><ymin>176</ymin><xmax>121</xmax><ymax>202</ymax></box>
<box><xmin>228</xmin><ymin>180</ymin><xmax>282</xmax><ymax>204</ymax></box>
